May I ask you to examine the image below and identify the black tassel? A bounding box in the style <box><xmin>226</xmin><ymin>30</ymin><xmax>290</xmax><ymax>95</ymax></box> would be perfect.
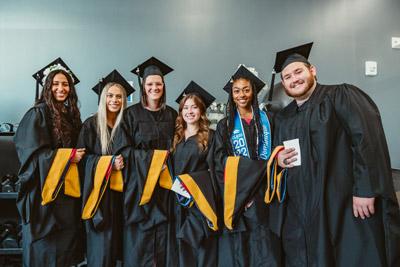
<box><xmin>35</xmin><ymin>74</ymin><xmax>40</xmax><ymax>102</ymax></box>
<box><xmin>268</xmin><ymin>71</ymin><xmax>276</xmax><ymax>102</ymax></box>
<box><xmin>97</xmin><ymin>79</ymin><xmax>103</xmax><ymax>104</ymax></box>
<box><xmin>136</xmin><ymin>67</ymin><xmax>143</xmax><ymax>103</ymax></box>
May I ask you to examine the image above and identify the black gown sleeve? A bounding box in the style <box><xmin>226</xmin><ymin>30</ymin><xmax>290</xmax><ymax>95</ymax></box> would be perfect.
<box><xmin>78</xmin><ymin>117</ymin><xmax>132</xmax><ymax>229</ymax></box>
<box><xmin>121</xmin><ymin>104</ymin><xmax>177</xmax><ymax>230</ymax></box>
<box><xmin>213</xmin><ymin>119</ymin><xmax>228</xmax><ymax>192</ymax></box>
<box><xmin>14</xmin><ymin>105</ymin><xmax>56</xmax><ymax>224</ymax></box>
<box><xmin>331</xmin><ymin>84</ymin><xmax>394</xmax><ymax>198</ymax></box>
<box><xmin>76</xmin><ymin>118</ymin><xmax>104</xmax><ymax>229</ymax></box>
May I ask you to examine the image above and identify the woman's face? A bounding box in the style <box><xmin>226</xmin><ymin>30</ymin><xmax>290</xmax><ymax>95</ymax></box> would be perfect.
<box><xmin>232</xmin><ymin>78</ymin><xmax>253</xmax><ymax>110</ymax></box>
<box><xmin>51</xmin><ymin>73</ymin><xmax>70</xmax><ymax>102</ymax></box>
<box><xmin>144</xmin><ymin>75</ymin><xmax>164</xmax><ymax>102</ymax></box>
<box><xmin>106</xmin><ymin>85</ymin><xmax>124</xmax><ymax>114</ymax></box>
<box><xmin>182</xmin><ymin>97</ymin><xmax>201</xmax><ymax>126</ymax></box>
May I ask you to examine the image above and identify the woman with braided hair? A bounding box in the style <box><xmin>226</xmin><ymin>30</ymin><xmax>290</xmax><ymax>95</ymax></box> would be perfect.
<box><xmin>213</xmin><ymin>65</ymin><xmax>281</xmax><ymax>267</ymax></box>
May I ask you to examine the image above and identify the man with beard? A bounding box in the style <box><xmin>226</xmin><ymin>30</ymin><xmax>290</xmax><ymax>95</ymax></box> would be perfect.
<box><xmin>271</xmin><ymin>42</ymin><xmax>400</xmax><ymax>266</ymax></box>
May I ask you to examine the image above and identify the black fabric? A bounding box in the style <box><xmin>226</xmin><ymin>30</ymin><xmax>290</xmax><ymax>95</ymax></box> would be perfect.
<box><xmin>122</xmin><ymin>103</ymin><xmax>178</xmax><ymax>267</ymax></box>
<box><xmin>122</xmin><ymin>149</ymin><xmax>168</xmax><ymax>229</ymax></box>
<box><xmin>124</xmin><ymin>103</ymin><xmax>177</xmax><ymax>150</ymax></box>
<box><xmin>175</xmin><ymin>80</ymin><xmax>216</xmax><ymax>108</ymax></box>
<box><xmin>223</xmin><ymin>65</ymin><xmax>266</xmax><ymax>94</ymax></box>
<box><xmin>91</xmin><ymin>69</ymin><xmax>135</xmax><ymax>97</ymax></box>
<box><xmin>32</xmin><ymin>57</ymin><xmax>80</xmax><ymax>86</ymax></box>
<box><xmin>272</xmin><ymin>83</ymin><xmax>400</xmax><ymax>266</ymax></box>
<box><xmin>14</xmin><ymin>102</ymin><xmax>84</xmax><ymax>267</ymax></box>
<box><xmin>173</xmin><ymin>133</ymin><xmax>213</xmax><ymax>175</ymax></box>
<box><xmin>273</xmin><ymin>42</ymin><xmax>313</xmax><ymax>73</ymax></box>
<box><xmin>131</xmin><ymin>57</ymin><xmax>174</xmax><ymax>78</ymax></box>
<box><xmin>230</xmin><ymin>157</ymin><xmax>271</xmax><ymax>229</ymax></box>
<box><xmin>77</xmin><ymin>116</ymin><xmax>128</xmax><ymax>267</ymax></box>
<box><xmin>172</xmin><ymin>130</ymin><xmax>218</xmax><ymax>266</ymax></box>
<box><xmin>213</xmin><ymin>115</ymin><xmax>281</xmax><ymax>267</ymax></box>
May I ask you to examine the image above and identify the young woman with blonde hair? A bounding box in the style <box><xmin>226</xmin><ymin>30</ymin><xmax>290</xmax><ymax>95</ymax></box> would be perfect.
<box><xmin>77</xmin><ymin>70</ymin><xmax>134</xmax><ymax>267</ymax></box>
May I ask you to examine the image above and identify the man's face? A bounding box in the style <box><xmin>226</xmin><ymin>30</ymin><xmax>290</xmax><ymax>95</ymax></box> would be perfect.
<box><xmin>281</xmin><ymin>62</ymin><xmax>317</xmax><ymax>101</ymax></box>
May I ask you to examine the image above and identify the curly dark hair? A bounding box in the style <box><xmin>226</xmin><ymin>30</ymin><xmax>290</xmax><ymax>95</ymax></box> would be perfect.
<box><xmin>224</xmin><ymin>78</ymin><xmax>264</xmax><ymax>158</ymax></box>
<box><xmin>37</xmin><ymin>69</ymin><xmax>82</xmax><ymax>147</ymax></box>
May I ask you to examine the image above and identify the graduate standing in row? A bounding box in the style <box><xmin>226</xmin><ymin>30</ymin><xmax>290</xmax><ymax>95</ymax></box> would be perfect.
<box><xmin>172</xmin><ymin>81</ymin><xmax>219</xmax><ymax>267</ymax></box>
<box><xmin>78</xmin><ymin>70</ymin><xmax>134</xmax><ymax>267</ymax></box>
<box><xmin>122</xmin><ymin>57</ymin><xmax>178</xmax><ymax>266</ymax></box>
<box><xmin>214</xmin><ymin>65</ymin><xmax>281</xmax><ymax>266</ymax></box>
<box><xmin>14</xmin><ymin>58</ymin><xmax>85</xmax><ymax>267</ymax></box>
<box><xmin>273</xmin><ymin>43</ymin><xmax>400</xmax><ymax>266</ymax></box>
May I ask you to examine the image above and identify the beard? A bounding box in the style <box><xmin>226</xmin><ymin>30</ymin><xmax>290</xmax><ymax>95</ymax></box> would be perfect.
<box><xmin>284</xmin><ymin>74</ymin><xmax>316</xmax><ymax>99</ymax></box>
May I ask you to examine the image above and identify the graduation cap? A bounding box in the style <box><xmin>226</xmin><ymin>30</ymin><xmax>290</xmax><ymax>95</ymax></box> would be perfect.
<box><xmin>32</xmin><ymin>57</ymin><xmax>80</xmax><ymax>101</ymax></box>
<box><xmin>223</xmin><ymin>65</ymin><xmax>266</xmax><ymax>94</ymax></box>
<box><xmin>131</xmin><ymin>57</ymin><xmax>174</xmax><ymax>90</ymax></box>
<box><xmin>91</xmin><ymin>69</ymin><xmax>135</xmax><ymax>102</ymax></box>
<box><xmin>268</xmin><ymin>42</ymin><xmax>313</xmax><ymax>102</ymax></box>
<box><xmin>175</xmin><ymin>81</ymin><xmax>216</xmax><ymax>109</ymax></box>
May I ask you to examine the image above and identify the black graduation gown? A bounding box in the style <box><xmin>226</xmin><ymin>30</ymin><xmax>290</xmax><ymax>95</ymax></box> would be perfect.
<box><xmin>214</xmin><ymin>116</ymin><xmax>281</xmax><ymax>267</ymax></box>
<box><xmin>172</xmin><ymin>130</ymin><xmax>218</xmax><ymax>267</ymax></box>
<box><xmin>272</xmin><ymin>83</ymin><xmax>400</xmax><ymax>267</ymax></box>
<box><xmin>122</xmin><ymin>103</ymin><xmax>178</xmax><ymax>267</ymax></box>
<box><xmin>14</xmin><ymin>102</ymin><xmax>84</xmax><ymax>267</ymax></box>
<box><xmin>77</xmin><ymin>116</ymin><xmax>128</xmax><ymax>267</ymax></box>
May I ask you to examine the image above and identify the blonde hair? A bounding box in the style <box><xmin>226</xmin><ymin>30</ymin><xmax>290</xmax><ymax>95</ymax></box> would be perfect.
<box><xmin>172</xmin><ymin>94</ymin><xmax>210</xmax><ymax>152</ymax></box>
<box><xmin>96</xmin><ymin>82</ymin><xmax>127</xmax><ymax>154</ymax></box>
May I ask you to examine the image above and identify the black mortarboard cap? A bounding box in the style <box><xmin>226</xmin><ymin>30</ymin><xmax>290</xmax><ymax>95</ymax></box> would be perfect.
<box><xmin>175</xmin><ymin>81</ymin><xmax>216</xmax><ymax>108</ymax></box>
<box><xmin>32</xmin><ymin>57</ymin><xmax>79</xmax><ymax>101</ymax></box>
<box><xmin>131</xmin><ymin>56</ymin><xmax>173</xmax><ymax>78</ymax></box>
<box><xmin>223</xmin><ymin>65</ymin><xmax>266</xmax><ymax>94</ymax></box>
<box><xmin>268</xmin><ymin>42</ymin><xmax>313</xmax><ymax>102</ymax></box>
<box><xmin>273</xmin><ymin>42</ymin><xmax>313</xmax><ymax>73</ymax></box>
<box><xmin>92</xmin><ymin>69</ymin><xmax>135</xmax><ymax>98</ymax></box>
<box><xmin>130</xmin><ymin>56</ymin><xmax>173</xmax><ymax>91</ymax></box>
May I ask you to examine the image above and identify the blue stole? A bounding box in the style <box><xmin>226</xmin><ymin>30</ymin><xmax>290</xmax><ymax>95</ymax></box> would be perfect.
<box><xmin>231</xmin><ymin>109</ymin><xmax>271</xmax><ymax>160</ymax></box>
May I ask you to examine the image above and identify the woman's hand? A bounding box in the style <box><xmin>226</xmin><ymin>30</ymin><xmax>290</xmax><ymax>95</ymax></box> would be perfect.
<box><xmin>277</xmin><ymin>148</ymin><xmax>298</xmax><ymax>168</ymax></box>
<box><xmin>113</xmin><ymin>154</ymin><xmax>124</xmax><ymax>171</ymax></box>
<box><xmin>353</xmin><ymin>196</ymin><xmax>375</xmax><ymax>219</ymax></box>
<box><xmin>71</xmin><ymin>148</ymin><xmax>85</xmax><ymax>163</ymax></box>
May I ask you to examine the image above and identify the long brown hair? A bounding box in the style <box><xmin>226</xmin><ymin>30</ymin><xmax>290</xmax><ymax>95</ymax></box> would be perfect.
<box><xmin>172</xmin><ymin>94</ymin><xmax>210</xmax><ymax>152</ymax></box>
<box><xmin>37</xmin><ymin>69</ymin><xmax>81</xmax><ymax>147</ymax></box>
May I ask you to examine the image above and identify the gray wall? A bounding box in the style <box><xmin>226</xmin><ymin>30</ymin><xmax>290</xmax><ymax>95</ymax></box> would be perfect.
<box><xmin>1</xmin><ymin>0</ymin><xmax>399</xmax><ymax>168</ymax></box>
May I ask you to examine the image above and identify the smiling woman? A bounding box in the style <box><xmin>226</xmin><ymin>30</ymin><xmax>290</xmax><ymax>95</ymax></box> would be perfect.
<box><xmin>50</xmin><ymin>73</ymin><xmax>71</xmax><ymax>102</ymax></box>
<box><xmin>122</xmin><ymin>57</ymin><xmax>178</xmax><ymax>266</ymax></box>
<box><xmin>143</xmin><ymin>74</ymin><xmax>164</xmax><ymax>109</ymax></box>
<box><xmin>106</xmin><ymin>85</ymin><xmax>124</xmax><ymax>114</ymax></box>
<box><xmin>77</xmin><ymin>69</ymin><xmax>134</xmax><ymax>267</ymax></box>
<box><xmin>13</xmin><ymin>58</ymin><xmax>84</xmax><ymax>267</ymax></box>
<box><xmin>171</xmin><ymin>81</ymin><xmax>218</xmax><ymax>267</ymax></box>
<box><xmin>213</xmin><ymin>65</ymin><xmax>279</xmax><ymax>267</ymax></box>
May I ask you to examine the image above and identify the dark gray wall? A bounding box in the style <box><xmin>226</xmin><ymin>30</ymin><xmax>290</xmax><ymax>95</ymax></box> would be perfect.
<box><xmin>1</xmin><ymin>0</ymin><xmax>399</xmax><ymax>167</ymax></box>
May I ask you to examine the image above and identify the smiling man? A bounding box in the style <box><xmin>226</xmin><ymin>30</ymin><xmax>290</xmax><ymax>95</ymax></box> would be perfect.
<box><xmin>272</xmin><ymin>43</ymin><xmax>400</xmax><ymax>266</ymax></box>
